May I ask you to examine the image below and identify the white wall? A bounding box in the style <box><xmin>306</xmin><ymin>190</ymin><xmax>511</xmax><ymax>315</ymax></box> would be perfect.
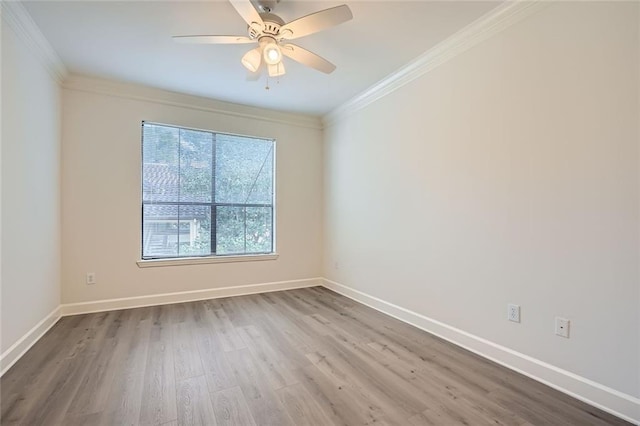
<box><xmin>61</xmin><ymin>78</ymin><xmax>323</xmax><ymax>303</ymax></box>
<box><xmin>1</xmin><ymin>19</ymin><xmax>61</xmax><ymax>354</ymax></box>
<box><xmin>324</xmin><ymin>1</ymin><xmax>639</xmax><ymax>400</ymax></box>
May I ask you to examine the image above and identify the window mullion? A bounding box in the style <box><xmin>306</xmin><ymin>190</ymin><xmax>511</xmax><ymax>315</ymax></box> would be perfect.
<box><xmin>177</xmin><ymin>128</ymin><xmax>182</xmax><ymax>256</ymax></box>
<box><xmin>211</xmin><ymin>133</ymin><xmax>216</xmax><ymax>255</ymax></box>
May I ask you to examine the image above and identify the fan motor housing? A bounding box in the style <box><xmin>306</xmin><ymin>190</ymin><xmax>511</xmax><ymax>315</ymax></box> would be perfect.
<box><xmin>249</xmin><ymin>12</ymin><xmax>284</xmax><ymax>38</ymax></box>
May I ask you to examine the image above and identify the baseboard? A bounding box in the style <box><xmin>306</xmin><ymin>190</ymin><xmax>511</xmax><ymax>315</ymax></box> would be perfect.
<box><xmin>60</xmin><ymin>277</ymin><xmax>322</xmax><ymax>316</ymax></box>
<box><xmin>0</xmin><ymin>306</ymin><xmax>62</xmax><ymax>376</ymax></box>
<box><xmin>321</xmin><ymin>278</ymin><xmax>640</xmax><ymax>425</ymax></box>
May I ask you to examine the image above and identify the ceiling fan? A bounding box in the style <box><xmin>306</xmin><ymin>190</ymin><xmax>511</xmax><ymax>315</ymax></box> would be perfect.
<box><xmin>173</xmin><ymin>0</ymin><xmax>353</xmax><ymax>78</ymax></box>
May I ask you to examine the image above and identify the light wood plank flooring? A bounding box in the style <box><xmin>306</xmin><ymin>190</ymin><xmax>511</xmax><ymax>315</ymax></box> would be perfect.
<box><xmin>0</xmin><ymin>287</ymin><xmax>630</xmax><ymax>425</ymax></box>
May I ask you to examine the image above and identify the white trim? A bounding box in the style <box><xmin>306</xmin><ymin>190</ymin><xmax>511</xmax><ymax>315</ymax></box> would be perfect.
<box><xmin>322</xmin><ymin>0</ymin><xmax>547</xmax><ymax>127</ymax></box>
<box><xmin>60</xmin><ymin>277</ymin><xmax>321</xmax><ymax>316</ymax></box>
<box><xmin>0</xmin><ymin>306</ymin><xmax>62</xmax><ymax>377</ymax></box>
<box><xmin>63</xmin><ymin>74</ymin><xmax>323</xmax><ymax>130</ymax></box>
<box><xmin>137</xmin><ymin>253</ymin><xmax>279</xmax><ymax>268</ymax></box>
<box><xmin>0</xmin><ymin>1</ymin><xmax>67</xmax><ymax>83</ymax></box>
<box><xmin>321</xmin><ymin>279</ymin><xmax>640</xmax><ymax>425</ymax></box>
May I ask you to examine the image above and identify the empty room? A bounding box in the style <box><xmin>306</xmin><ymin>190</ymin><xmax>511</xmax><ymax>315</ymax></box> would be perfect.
<box><xmin>1</xmin><ymin>0</ymin><xmax>638</xmax><ymax>425</ymax></box>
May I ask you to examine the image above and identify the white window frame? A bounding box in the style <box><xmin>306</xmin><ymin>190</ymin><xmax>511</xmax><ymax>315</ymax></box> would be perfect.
<box><xmin>137</xmin><ymin>122</ymin><xmax>278</xmax><ymax>267</ymax></box>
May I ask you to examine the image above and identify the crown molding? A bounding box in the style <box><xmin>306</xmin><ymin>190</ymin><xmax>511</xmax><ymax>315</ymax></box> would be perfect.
<box><xmin>1</xmin><ymin>0</ymin><xmax>68</xmax><ymax>83</ymax></box>
<box><xmin>63</xmin><ymin>74</ymin><xmax>323</xmax><ymax>130</ymax></box>
<box><xmin>323</xmin><ymin>0</ymin><xmax>547</xmax><ymax>127</ymax></box>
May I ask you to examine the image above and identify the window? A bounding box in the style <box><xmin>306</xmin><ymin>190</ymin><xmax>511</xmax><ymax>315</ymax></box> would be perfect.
<box><xmin>141</xmin><ymin>122</ymin><xmax>274</xmax><ymax>259</ymax></box>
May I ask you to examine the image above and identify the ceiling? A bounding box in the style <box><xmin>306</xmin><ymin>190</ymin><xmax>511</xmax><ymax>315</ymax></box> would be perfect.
<box><xmin>23</xmin><ymin>0</ymin><xmax>500</xmax><ymax>116</ymax></box>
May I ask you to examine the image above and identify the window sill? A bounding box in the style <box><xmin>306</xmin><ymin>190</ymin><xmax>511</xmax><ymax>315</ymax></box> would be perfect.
<box><xmin>137</xmin><ymin>253</ymin><xmax>279</xmax><ymax>268</ymax></box>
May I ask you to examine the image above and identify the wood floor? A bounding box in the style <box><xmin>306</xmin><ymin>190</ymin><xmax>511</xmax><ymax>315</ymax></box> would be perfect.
<box><xmin>0</xmin><ymin>287</ymin><xmax>629</xmax><ymax>426</ymax></box>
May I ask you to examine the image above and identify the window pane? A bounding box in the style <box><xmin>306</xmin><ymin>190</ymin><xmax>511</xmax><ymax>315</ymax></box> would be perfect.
<box><xmin>246</xmin><ymin>147</ymin><xmax>273</xmax><ymax>205</ymax></box>
<box><xmin>143</xmin><ymin>204</ymin><xmax>179</xmax><ymax>258</ymax></box>
<box><xmin>245</xmin><ymin>207</ymin><xmax>272</xmax><ymax>253</ymax></box>
<box><xmin>143</xmin><ymin>124</ymin><xmax>180</xmax><ymax>203</ymax></box>
<box><xmin>177</xmin><ymin>205</ymin><xmax>211</xmax><ymax>256</ymax></box>
<box><xmin>216</xmin><ymin>206</ymin><xmax>245</xmax><ymax>254</ymax></box>
<box><xmin>180</xmin><ymin>129</ymin><xmax>213</xmax><ymax>203</ymax></box>
<box><xmin>215</xmin><ymin>135</ymin><xmax>274</xmax><ymax>204</ymax></box>
<box><xmin>143</xmin><ymin>204</ymin><xmax>211</xmax><ymax>258</ymax></box>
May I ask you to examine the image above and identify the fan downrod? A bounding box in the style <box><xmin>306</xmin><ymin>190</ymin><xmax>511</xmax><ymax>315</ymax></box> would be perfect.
<box><xmin>255</xmin><ymin>0</ymin><xmax>279</xmax><ymax>13</ymax></box>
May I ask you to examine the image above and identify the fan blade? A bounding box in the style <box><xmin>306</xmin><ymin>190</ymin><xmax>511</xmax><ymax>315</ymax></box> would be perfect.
<box><xmin>268</xmin><ymin>62</ymin><xmax>286</xmax><ymax>77</ymax></box>
<box><xmin>281</xmin><ymin>44</ymin><xmax>336</xmax><ymax>74</ymax></box>
<box><xmin>229</xmin><ymin>0</ymin><xmax>264</xmax><ymax>28</ymax></box>
<box><xmin>173</xmin><ymin>35</ymin><xmax>255</xmax><ymax>44</ymax></box>
<box><xmin>279</xmin><ymin>5</ymin><xmax>352</xmax><ymax>40</ymax></box>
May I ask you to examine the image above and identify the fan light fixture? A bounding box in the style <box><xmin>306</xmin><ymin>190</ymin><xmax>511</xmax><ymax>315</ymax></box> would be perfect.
<box><xmin>268</xmin><ymin>62</ymin><xmax>285</xmax><ymax>77</ymax></box>
<box><xmin>241</xmin><ymin>48</ymin><xmax>261</xmax><ymax>72</ymax></box>
<box><xmin>263</xmin><ymin>42</ymin><xmax>282</xmax><ymax>65</ymax></box>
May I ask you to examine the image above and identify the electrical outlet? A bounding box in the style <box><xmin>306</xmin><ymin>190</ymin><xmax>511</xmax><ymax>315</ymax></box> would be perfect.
<box><xmin>507</xmin><ymin>304</ymin><xmax>520</xmax><ymax>323</ymax></box>
<box><xmin>86</xmin><ymin>272</ymin><xmax>96</xmax><ymax>285</ymax></box>
<box><xmin>555</xmin><ymin>317</ymin><xmax>570</xmax><ymax>338</ymax></box>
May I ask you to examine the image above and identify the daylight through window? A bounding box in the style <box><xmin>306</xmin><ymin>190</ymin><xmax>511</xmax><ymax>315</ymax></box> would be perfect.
<box><xmin>142</xmin><ymin>122</ymin><xmax>275</xmax><ymax>259</ymax></box>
